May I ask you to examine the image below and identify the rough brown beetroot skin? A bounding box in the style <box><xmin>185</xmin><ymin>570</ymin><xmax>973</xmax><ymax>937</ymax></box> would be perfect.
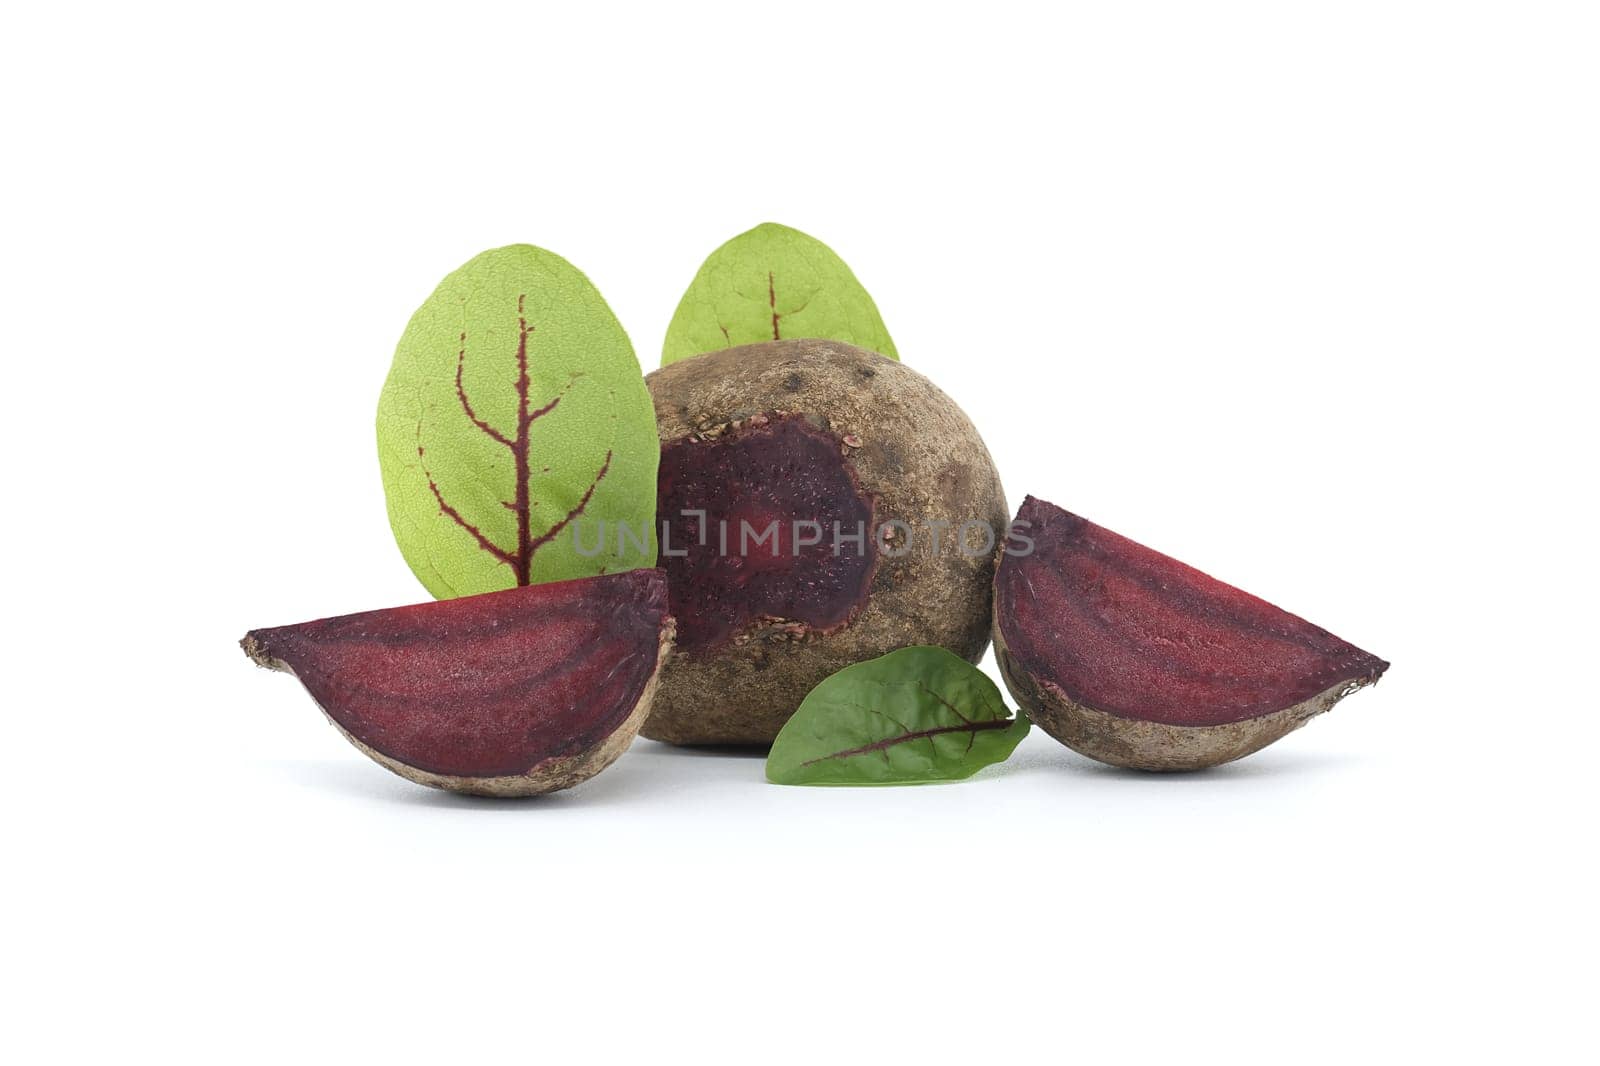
<box><xmin>646</xmin><ymin>339</ymin><xmax>1007</xmax><ymax>746</ymax></box>
<box><xmin>241</xmin><ymin>569</ymin><xmax>674</xmax><ymax>796</ymax></box>
<box><xmin>994</xmin><ymin>497</ymin><xmax>1388</xmax><ymax>771</ymax></box>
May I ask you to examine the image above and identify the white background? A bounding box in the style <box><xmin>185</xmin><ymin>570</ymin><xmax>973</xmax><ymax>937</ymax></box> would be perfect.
<box><xmin>4</xmin><ymin>3</ymin><xmax>1595</xmax><ymax>1063</ymax></box>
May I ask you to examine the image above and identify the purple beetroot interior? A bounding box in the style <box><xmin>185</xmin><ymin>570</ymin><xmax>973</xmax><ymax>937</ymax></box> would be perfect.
<box><xmin>996</xmin><ymin>497</ymin><xmax>1387</xmax><ymax>727</ymax></box>
<box><xmin>247</xmin><ymin>569</ymin><xmax>668</xmax><ymax>777</ymax></box>
<box><xmin>657</xmin><ymin>414</ymin><xmax>876</xmax><ymax>652</ymax></box>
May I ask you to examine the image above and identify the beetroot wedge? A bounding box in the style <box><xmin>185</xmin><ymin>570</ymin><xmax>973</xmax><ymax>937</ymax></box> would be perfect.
<box><xmin>994</xmin><ymin>498</ymin><xmax>1387</xmax><ymax>771</ymax></box>
<box><xmin>242</xmin><ymin>569</ymin><xmax>674</xmax><ymax>796</ymax></box>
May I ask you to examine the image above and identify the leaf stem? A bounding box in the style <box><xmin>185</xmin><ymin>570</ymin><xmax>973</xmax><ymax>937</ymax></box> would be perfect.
<box><xmin>799</xmin><ymin>717</ymin><xmax>1014</xmax><ymax>768</ymax></box>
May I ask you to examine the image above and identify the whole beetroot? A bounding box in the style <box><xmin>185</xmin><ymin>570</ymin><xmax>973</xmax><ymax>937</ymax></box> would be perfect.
<box><xmin>644</xmin><ymin>338</ymin><xmax>1006</xmax><ymax>746</ymax></box>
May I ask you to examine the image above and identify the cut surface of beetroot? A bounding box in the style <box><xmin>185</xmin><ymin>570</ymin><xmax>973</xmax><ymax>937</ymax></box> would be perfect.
<box><xmin>656</xmin><ymin>413</ymin><xmax>876</xmax><ymax>652</ymax></box>
<box><xmin>996</xmin><ymin>498</ymin><xmax>1387</xmax><ymax>730</ymax></box>
<box><xmin>243</xmin><ymin>569</ymin><xmax>671</xmax><ymax>787</ymax></box>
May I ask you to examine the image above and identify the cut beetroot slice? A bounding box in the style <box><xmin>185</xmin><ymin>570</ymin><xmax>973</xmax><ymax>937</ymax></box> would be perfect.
<box><xmin>994</xmin><ymin>497</ymin><xmax>1387</xmax><ymax>770</ymax></box>
<box><xmin>242</xmin><ymin>569</ymin><xmax>673</xmax><ymax>795</ymax></box>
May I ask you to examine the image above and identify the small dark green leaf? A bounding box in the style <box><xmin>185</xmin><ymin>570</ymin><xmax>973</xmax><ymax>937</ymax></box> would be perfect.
<box><xmin>661</xmin><ymin>222</ymin><xmax>898</xmax><ymax>365</ymax></box>
<box><xmin>767</xmin><ymin>647</ymin><xmax>1028</xmax><ymax>786</ymax></box>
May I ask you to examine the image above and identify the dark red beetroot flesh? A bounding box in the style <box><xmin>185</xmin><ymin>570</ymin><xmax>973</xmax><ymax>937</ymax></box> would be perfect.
<box><xmin>657</xmin><ymin>413</ymin><xmax>876</xmax><ymax>652</ymax></box>
<box><xmin>242</xmin><ymin>569</ymin><xmax>672</xmax><ymax>794</ymax></box>
<box><xmin>995</xmin><ymin>497</ymin><xmax>1387</xmax><ymax>769</ymax></box>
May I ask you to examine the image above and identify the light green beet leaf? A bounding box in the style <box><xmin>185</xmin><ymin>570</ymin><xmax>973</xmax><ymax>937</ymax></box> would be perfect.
<box><xmin>661</xmin><ymin>222</ymin><xmax>899</xmax><ymax>366</ymax></box>
<box><xmin>377</xmin><ymin>245</ymin><xmax>659</xmax><ymax>599</ymax></box>
<box><xmin>767</xmin><ymin>647</ymin><xmax>1029</xmax><ymax>786</ymax></box>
